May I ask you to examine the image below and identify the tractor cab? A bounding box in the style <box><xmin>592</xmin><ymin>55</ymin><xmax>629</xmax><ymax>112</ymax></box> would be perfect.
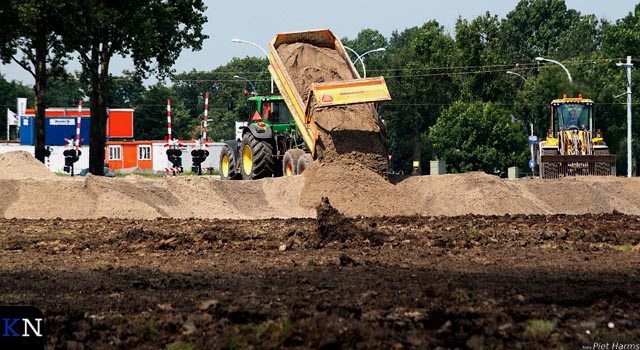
<box><xmin>247</xmin><ymin>95</ymin><xmax>293</xmax><ymax>126</ymax></box>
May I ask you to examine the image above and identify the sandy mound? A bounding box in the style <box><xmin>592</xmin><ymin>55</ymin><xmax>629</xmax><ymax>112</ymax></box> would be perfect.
<box><xmin>299</xmin><ymin>161</ymin><xmax>418</xmax><ymax>217</ymax></box>
<box><xmin>276</xmin><ymin>42</ymin><xmax>387</xmax><ymax>175</ymax></box>
<box><xmin>0</xmin><ymin>171</ymin><xmax>314</xmax><ymax>220</ymax></box>
<box><xmin>397</xmin><ymin>172</ymin><xmax>640</xmax><ymax>215</ymax></box>
<box><xmin>2</xmin><ymin>150</ymin><xmax>640</xmax><ymax>219</ymax></box>
<box><xmin>0</xmin><ymin>151</ymin><xmax>56</xmax><ymax>180</ymax></box>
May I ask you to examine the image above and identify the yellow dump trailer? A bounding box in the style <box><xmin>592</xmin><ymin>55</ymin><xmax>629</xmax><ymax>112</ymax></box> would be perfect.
<box><xmin>267</xmin><ymin>29</ymin><xmax>391</xmax><ymax>173</ymax></box>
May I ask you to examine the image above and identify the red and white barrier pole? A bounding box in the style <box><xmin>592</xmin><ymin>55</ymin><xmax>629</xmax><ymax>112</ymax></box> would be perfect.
<box><xmin>167</xmin><ymin>98</ymin><xmax>172</xmax><ymax>141</ymax></box>
<box><xmin>75</xmin><ymin>100</ymin><xmax>82</xmax><ymax>152</ymax></box>
<box><xmin>203</xmin><ymin>92</ymin><xmax>209</xmax><ymax>145</ymax></box>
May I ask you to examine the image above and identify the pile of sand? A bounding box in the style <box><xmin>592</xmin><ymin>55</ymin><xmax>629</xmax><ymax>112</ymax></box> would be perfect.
<box><xmin>396</xmin><ymin>172</ymin><xmax>640</xmax><ymax>216</ymax></box>
<box><xmin>0</xmin><ymin>151</ymin><xmax>56</xmax><ymax>180</ymax></box>
<box><xmin>276</xmin><ymin>42</ymin><xmax>388</xmax><ymax>175</ymax></box>
<box><xmin>1</xmin><ymin>151</ymin><xmax>640</xmax><ymax>219</ymax></box>
<box><xmin>299</xmin><ymin>161</ymin><xmax>417</xmax><ymax>217</ymax></box>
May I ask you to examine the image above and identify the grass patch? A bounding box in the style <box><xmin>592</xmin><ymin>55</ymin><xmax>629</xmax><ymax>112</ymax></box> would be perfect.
<box><xmin>165</xmin><ymin>341</ymin><xmax>193</xmax><ymax>350</ymax></box>
<box><xmin>614</xmin><ymin>244</ymin><xmax>636</xmax><ymax>252</ymax></box>
<box><xmin>523</xmin><ymin>319</ymin><xmax>556</xmax><ymax>339</ymax></box>
<box><xmin>140</xmin><ymin>323</ymin><xmax>157</xmax><ymax>339</ymax></box>
<box><xmin>227</xmin><ymin>318</ymin><xmax>292</xmax><ymax>349</ymax></box>
<box><xmin>227</xmin><ymin>336</ymin><xmax>247</xmax><ymax>350</ymax></box>
<box><xmin>116</xmin><ymin>171</ymin><xmax>164</xmax><ymax>178</ymax></box>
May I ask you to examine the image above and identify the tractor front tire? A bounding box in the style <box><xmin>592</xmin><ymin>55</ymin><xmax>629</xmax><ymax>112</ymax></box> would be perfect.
<box><xmin>282</xmin><ymin>149</ymin><xmax>305</xmax><ymax>176</ymax></box>
<box><xmin>296</xmin><ymin>153</ymin><xmax>314</xmax><ymax>175</ymax></box>
<box><xmin>219</xmin><ymin>145</ymin><xmax>240</xmax><ymax>180</ymax></box>
<box><xmin>240</xmin><ymin>132</ymin><xmax>274</xmax><ymax>180</ymax></box>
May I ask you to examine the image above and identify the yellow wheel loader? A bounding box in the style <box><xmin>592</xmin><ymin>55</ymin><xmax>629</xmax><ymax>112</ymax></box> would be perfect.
<box><xmin>537</xmin><ymin>94</ymin><xmax>616</xmax><ymax>178</ymax></box>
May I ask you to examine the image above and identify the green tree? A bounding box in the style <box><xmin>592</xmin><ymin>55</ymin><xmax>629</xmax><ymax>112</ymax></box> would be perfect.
<box><xmin>135</xmin><ymin>84</ymin><xmax>172</xmax><ymax>141</ymax></box>
<box><xmin>602</xmin><ymin>4</ymin><xmax>640</xmax><ymax>58</ymax></box>
<box><xmin>0</xmin><ymin>0</ymin><xmax>70</xmax><ymax>162</ymax></box>
<box><xmin>341</xmin><ymin>29</ymin><xmax>388</xmax><ymax>78</ymax></box>
<box><xmin>46</xmin><ymin>74</ymin><xmax>84</xmax><ymax>106</ymax></box>
<box><xmin>454</xmin><ymin>13</ymin><xmax>510</xmax><ymax>103</ymax></box>
<box><xmin>502</xmin><ymin>1</ymin><xmax>606</xmax><ymax>156</ymax></box>
<box><xmin>61</xmin><ymin>0</ymin><xmax>207</xmax><ymax>175</ymax></box>
<box><xmin>171</xmin><ymin>56</ymin><xmax>270</xmax><ymax>142</ymax></box>
<box><xmin>500</xmin><ymin>0</ymin><xmax>581</xmax><ymax>61</ymax></box>
<box><xmin>107</xmin><ymin>71</ymin><xmax>145</xmax><ymax>108</ymax></box>
<box><xmin>601</xmin><ymin>3</ymin><xmax>640</xmax><ymax>175</ymax></box>
<box><xmin>0</xmin><ymin>75</ymin><xmax>32</xmax><ymax>140</ymax></box>
<box><xmin>384</xmin><ymin>22</ymin><xmax>456</xmax><ymax>174</ymax></box>
<box><xmin>429</xmin><ymin>101</ymin><xmax>528</xmax><ymax>174</ymax></box>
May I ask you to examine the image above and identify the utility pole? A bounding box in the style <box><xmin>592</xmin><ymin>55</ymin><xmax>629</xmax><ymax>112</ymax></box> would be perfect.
<box><xmin>617</xmin><ymin>56</ymin><xmax>634</xmax><ymax>177</ymax></box>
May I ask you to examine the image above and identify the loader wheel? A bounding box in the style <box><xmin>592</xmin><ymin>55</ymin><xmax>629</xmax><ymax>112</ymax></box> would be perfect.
<box><xmin>593</xmin><ymin>148</ymin><xmax>612</xmax><ymax>176</ymax></box>
<box><xmin>542</xmin><ymin>162</ymin><xmax>559</xmax><ymax>179</ymax></box>
<box><xmin>595</xmin><ymin>162</ymin><xmax>612</xmax><ymax>176</ymax></box>
<box><xmin>282</xmin><ymin>149</ymin><xmax>305</xmax><ymax>176</ymax></box>
<box><xmin>219</xmin><ymin>145</ymin><xmax>239</xmax><ymax>180</ymax></box>
<box><xmin>240</xmin><ymin>132</ymin><xmax>274</xmax><ymax>180</ymax></box>
<box><xmin>296</xmin><ymin>154</ymin><xmax>314</xmax><ymax>175</ymax></box>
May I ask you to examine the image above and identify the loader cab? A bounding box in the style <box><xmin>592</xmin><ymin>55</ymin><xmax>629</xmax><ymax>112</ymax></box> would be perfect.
<box><xmin>550</xmin><ymin>95</ymin><xmax>594</xmax><ymax>137</ymax></box>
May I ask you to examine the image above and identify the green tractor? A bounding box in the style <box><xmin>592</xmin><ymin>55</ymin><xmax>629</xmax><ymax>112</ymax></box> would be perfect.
<box><xmin>219</xmin><ymin>94</ymin><xmax>312</xmax><ymax>180</ymax></box>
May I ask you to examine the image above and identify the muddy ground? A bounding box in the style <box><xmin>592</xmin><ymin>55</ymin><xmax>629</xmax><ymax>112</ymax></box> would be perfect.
<box><xmin>2</xmin><ymin>204</ymin><xmax>639</xmax><ymax>349</ymax></box>
<box><xmin>1</xmin><ymin>151</ymin><xmax>640</xmax><ymax>349</ymax></box>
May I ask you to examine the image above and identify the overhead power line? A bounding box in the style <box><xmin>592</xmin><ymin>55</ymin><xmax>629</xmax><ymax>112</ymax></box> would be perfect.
<box><xmin>168</xmin><ymin>57</ymin><xmax>626</xmax><ymax>83</ymax></box>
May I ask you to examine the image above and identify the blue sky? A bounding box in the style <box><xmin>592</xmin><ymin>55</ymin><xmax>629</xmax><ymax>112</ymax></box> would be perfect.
<box><xmin>0</xmin><ymin>0</ymin><xmax>636</xmax><ymax>85</ymax></box>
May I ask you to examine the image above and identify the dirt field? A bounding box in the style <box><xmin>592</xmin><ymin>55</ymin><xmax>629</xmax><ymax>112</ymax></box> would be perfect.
<box><xmin>1</xmin><ymin>151</ymin><xmax>640</xmax><ymax>349</ymax></box>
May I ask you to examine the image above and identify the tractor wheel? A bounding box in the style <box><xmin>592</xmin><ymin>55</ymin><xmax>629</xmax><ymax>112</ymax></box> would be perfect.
<box><xmin>240</xmin><ymin>132</ymin><xmax>274</xmax><ymax>180</ymax></box>
<box><xmin>282</xmin><ymin>149</ymin><xmax>305</xmax><ymax>176</ymax></box>
<box><xmin>296</xmin><ymin>153</ymin><xmax>314</xmax><ymax>175</ymax></box>
<box><xmin>219</xmin><ymin>145</ymin><xmax>240</xmax><ymax>180</ymax></box>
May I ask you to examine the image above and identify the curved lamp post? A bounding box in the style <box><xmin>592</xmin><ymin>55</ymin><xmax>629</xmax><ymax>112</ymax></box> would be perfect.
<box><xmin>344</xmin><ymin>46</ymin><xmax>386</xmax><ymax>78</ymax></box>
<box><xmin>233</xmin><ymin>75</ymin><xmax>256</xmax><ymax>95</ymax></box>
<box><xmin>231</xmin><ymin>38</ymin><xmax>274</xmax><ymax>93</ymax></box>
<box><xmin>535</xmin><ymin>56</ymin><xmax>572</xmax><ymax>84</ymax></box>
<box><xmin>506</xmin><ymin>70</ymin><xmax>527</xmax><ymax>82</ymax></box>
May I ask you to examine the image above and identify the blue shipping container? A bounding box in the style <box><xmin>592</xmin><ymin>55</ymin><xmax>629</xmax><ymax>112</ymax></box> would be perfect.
<box><xmin>20</xmin><ymin>116</ymin><xmax>35</xmax><ymax>145</ymax></box>
<box><xmin>45</xmin><ymin>117</ymin><xmax>91</xmax><ymax>145</ymax></box>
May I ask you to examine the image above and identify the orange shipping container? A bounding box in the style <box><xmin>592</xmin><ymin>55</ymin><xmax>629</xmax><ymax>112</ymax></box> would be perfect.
<box><xmin>105</xmin><ymin>141</ymin><xmax>153</xmax><ymax>170</ymax></box>
<box><xmin>107</xmin><ymin>109</ymin><xmax>134</xmax><ymax>139</ymax></box>
<box><xmin>25</xmin><ymin>107</ymin><xmax>132</xmax><ymax>139</ymax></box>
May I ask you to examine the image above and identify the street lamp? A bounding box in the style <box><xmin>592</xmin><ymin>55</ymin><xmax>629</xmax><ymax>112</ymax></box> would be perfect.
<box><xmin>617</xmin><ymin>56</ymin><xmax>634</xmax><ymax>177</ymax></box>
<box><xmin>231</xmin><ymin>38</ymin><xmax>274</xmax><ymax>93</ymax></box>
<box><xmin>233</xmin><ymin>75</ymin><xmax>256</xmax><ymax>95</ymax></box>
<box><xmin>535</xmin><ymin>56</ymin><xmax>572</xmax><ymax>84</ymax></box>
<box><xmin>344</xmin><ymin>46</ymin><xmax>386</xmax><ymax>78</ymax></box>
<box><xmin>507</xmin><ymin>70</ymin><xmax>534</xmax><ymax>175</ymax></box>
<box><xmin>506</xmin><ymin>70</ymin><xmax>527</xmax><ymax>82</ymax></box>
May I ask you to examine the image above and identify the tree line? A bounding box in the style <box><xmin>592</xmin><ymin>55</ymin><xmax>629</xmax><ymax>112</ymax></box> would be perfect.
<box><xmin>0</xmin><ymin>0</ymin><xmax>207</xmax><ymax>175</ymax></box>
<box><xmin>1</xmin><ymin>0</ymin><xmax>639</xmax><ymax>176</ymax></box>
